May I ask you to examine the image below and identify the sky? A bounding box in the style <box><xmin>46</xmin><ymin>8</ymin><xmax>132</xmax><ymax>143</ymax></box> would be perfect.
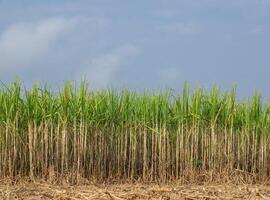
<box><xmin>0</xmin><ymin>0</ymin><xmax>270</xmax><ymax>98</ymax></box>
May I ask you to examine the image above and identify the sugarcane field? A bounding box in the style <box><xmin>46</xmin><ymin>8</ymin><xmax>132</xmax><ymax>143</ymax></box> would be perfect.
<box><xmin>1</xmin><ymin>0</ymin><xmax>270</xmax><ymax>199</ymax></box>
<box><xmin>0</xmin><ymin>82</ymin><xmax>270</xmax><ymax>199</ymax></box>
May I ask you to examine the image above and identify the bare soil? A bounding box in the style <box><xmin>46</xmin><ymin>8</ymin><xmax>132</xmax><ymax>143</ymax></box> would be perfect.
<box><xmin>1</xmin><ymin>181</ymin><xmax>270</xmax><ymax>200</ymax></box>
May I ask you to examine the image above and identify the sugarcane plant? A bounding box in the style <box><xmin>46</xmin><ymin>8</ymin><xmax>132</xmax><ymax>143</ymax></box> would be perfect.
<box><xmin>0</xmin><ymin>80</ymin><xmax>270</xmax><ymax>183</ymax></box>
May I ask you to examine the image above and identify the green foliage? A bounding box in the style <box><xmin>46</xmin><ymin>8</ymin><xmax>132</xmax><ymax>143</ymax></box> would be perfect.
<box><xmin>0</xmin><ymin>81</ymin><xmax>269</xmax><ymax>132</ymax></box>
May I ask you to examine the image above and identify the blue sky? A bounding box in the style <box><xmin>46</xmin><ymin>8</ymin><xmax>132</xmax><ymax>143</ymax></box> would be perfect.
<box><xmin>0</xmin><ymin>0</ymin><xmax>270</xmax><ymax>98</ymax></box>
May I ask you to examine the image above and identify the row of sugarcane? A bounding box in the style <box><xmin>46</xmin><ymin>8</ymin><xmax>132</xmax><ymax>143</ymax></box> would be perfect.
<box><xmin>0</xmin><ymin>81</ymin><xmax>270</xmax><ymax>182</ymax></box>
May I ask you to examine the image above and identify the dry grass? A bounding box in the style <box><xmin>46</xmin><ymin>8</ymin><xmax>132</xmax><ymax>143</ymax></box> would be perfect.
<box><xmin>1</xmin><ymin>180</ymin><xmax>270</xmax><ymax>200</ymax></box>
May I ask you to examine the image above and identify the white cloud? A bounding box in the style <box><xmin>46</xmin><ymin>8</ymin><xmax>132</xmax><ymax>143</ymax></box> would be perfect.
<box><xmin>0</xmin><ymin>17</ymin><xmax>80</xmax><ymax>70</ymax></box>
<box><xmin>248</xmin><ymin>26</ymin><xmax>269</xmax><ymax>36</ymax></box>
<box><xmin>157</xmin><ymin>67</ymin><xmax>181</xmax><ymax>84</ymax></box>
<box><xmin>153</xmin><ymin>9</ymin><xmax>177</xmax><ymax>18</ymax></box>
<box><xmin>158</xmin><ymin>23</ymin><xmax>203</xmax><ymax>35</ymax></box>
<box><xmin>81</xmin><ymin>44</ymin><xmax>138</xmax><ymax>88</ymax></box>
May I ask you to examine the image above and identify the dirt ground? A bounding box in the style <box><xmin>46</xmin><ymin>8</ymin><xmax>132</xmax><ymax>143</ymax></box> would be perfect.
<box><xmin>1</xmin><ymin>181</ymin><xmax>270</xmax><ymax>200</ymax></box>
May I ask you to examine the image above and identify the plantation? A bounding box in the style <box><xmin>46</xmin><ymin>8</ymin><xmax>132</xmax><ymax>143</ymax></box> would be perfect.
<box><xmin>0</xmin><ymin>81</ymin><xmax>270</xmax><ymax>183</ymax></box>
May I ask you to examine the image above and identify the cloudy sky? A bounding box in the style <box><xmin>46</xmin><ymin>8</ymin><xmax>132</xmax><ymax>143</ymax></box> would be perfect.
<box><xmin>0</xmin><ymin>0</ymin><xmax>270</xmax><ymax>98</ymax></box>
